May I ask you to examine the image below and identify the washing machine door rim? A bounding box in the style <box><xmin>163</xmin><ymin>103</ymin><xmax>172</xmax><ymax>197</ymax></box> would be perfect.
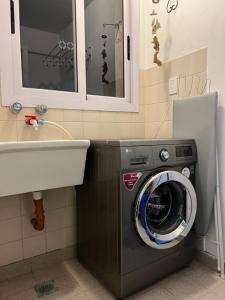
<box><xmin>135</xmin><ymin>170</ymin><xmax>197</xmax><ymax>250</ymax></box>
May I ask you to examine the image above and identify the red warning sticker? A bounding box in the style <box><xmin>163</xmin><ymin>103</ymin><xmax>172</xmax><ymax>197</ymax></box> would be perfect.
<box><xmin>123</xmin><ymin>172</ymin><xmax>142</xmax><ymax>191</ymax></box>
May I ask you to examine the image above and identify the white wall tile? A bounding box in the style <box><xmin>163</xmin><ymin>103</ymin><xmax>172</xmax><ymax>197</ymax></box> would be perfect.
<box><xmin>66</xmin><ymin>227</ymin><xmax>76</xmax><ymax>247</ymax></box>
<box><xmin>44</xmin><ymin>188</ymin><xmax>67</xmax><ymax>211</ymax></box>
<box><xmin>65</xmin><ymin>206</ymin><xmax>76</xmax><ymax>228</ymax></box>
<box><xmin>23</xmin><ymin>235</ymin><xmax>46</xmax><ymax>259</ymax></box>
<box><xmin>0</xmin><ymin>195</ymin><xmax>21</xmax><ymax>221</ymax></box>
<box><xmin>65</xmin><ymin>187</ymin><xmax>76</xmax><ymax>207</ymax></box>
<box><xmin>0</xmin><ymin>218</ymin><xmax>22</xmax><ymax>245</ymax></box>
<box><xmin>21</xmin><ymin>193</ymin><xmax>35</xmax><ymax>216</ymax></box>
<box><xmin>22</xmin><ymin>215</ymin><xmax>45</xmax><ymax>239</ymax></box>
<box><xmin>0</xmin><ymin>241</ymin><xmax>23</xmax><ymax>266</ymax></box>
<box><xmin>46</xmin><ymin>208</ymin><xmax>67</xmax><ymax>232</ymax></box>
<box><xmin>46</xmin><ymin>229</ymin><xmax>66</xmax><ymax>252</ymax></box>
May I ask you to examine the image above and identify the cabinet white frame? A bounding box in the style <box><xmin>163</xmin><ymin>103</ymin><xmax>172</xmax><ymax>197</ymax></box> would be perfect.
<box><xmin>0</xmin><ymin>0</ymin><xmax>139</xmax><ymax>112</ymax></box>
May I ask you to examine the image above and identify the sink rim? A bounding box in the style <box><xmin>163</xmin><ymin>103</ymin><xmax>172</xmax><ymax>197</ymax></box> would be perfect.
<box><xmin>0</xmin><ymin>140</ymin><xmax>90</xmax><ymax>152</ymax></box>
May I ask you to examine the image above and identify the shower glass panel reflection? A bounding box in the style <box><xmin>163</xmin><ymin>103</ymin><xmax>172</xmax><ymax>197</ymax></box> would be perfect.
<box><xmin>19</xmin><ymin>0</ymin><xmax>78</xmax><ymax>92</ymax></box>
<box><xmin>85</xmin><ymin>0</ymin><xmax>124</xmax><ymax>98</ymax></box>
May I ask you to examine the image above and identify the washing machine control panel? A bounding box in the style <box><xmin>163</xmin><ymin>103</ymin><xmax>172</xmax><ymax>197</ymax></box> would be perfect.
<box><xmin>160</xmin><ymin>149</ymin><xmax>170</xmax><ymax>162</ymax></box>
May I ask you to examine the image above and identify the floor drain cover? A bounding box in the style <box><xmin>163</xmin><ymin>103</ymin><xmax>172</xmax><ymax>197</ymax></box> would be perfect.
<box><xmin>34</xmin><ymin>280</ymin><xmax>58</xmax><ymax>297</ymax></box>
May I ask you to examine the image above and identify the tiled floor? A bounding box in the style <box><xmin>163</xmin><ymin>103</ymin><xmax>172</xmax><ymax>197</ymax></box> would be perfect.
<box><xmin>0</xmin><ymin>260</ymin><xmax>224</xmax><ymax>300</ymax></box>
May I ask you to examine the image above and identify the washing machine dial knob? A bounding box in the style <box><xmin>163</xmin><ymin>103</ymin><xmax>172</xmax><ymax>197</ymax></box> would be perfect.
<box><xmin>160</xmin><ymin>149</ymin><xmax>170</xmax><ymax>162</ymax></box>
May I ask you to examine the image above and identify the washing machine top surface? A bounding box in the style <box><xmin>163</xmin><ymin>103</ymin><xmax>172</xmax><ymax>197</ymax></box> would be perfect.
<box><xmin>91</xmin><ymin>139</ymin><xmax>195</xmax><ymax>147</ymax></box>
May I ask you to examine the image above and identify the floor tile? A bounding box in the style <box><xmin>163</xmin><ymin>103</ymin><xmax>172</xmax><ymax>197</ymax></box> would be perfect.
<box><xmin>0</xmin><ymin>273</ymin><xmax>36</xmax><ymax>298</ymax></box>
<box><xmin>0</xmin><ymin>259</ymin><xmax>224</xmax><ymax>300</ymax></box>
<box><xmin>2</xmin><ymin>288</ymin><xmax>40</xmax><ymax>300</ymax></box>
<box><xmin>198</xmin><ymin>282</ymin><xmax>225</xmax><ymax>300</ymax></box>
<box><xmin>130</xmin><ymin>286</ymin><xmax>178</xmax><ymax>300</ymax></box>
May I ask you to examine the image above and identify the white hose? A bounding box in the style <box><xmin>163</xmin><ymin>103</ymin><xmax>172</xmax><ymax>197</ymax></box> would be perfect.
<box><xmin>44</xmin><ymin>121</ymin><xmax>73</xmax><ymax>140</ymax></box>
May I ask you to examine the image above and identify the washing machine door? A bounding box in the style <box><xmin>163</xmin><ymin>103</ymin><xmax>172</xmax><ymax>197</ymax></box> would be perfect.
<box><xmin>135</xmin><ymin>170</ymin><xmax>197</xmax><ymax>250</ymax></box>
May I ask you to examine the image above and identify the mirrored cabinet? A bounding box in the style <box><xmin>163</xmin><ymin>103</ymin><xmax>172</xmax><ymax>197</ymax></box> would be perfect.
<box><xmin>0</xmin><ymin>0</ymin><xmax>139</xmax><ymax>111</ymax></box>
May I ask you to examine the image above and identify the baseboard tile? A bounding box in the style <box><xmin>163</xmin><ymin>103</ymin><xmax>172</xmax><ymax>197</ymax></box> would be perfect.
<box><xmin>196</xmin><ymin>250</ymin><xmax>218</xmax><ymax>272</ymax></box>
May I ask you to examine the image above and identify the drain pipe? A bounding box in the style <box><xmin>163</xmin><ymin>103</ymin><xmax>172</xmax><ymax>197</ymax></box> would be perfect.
<box><xmin>31</xmin><ymin>191</ymin><xmax>45</xmax><ymax>231</ymax></box>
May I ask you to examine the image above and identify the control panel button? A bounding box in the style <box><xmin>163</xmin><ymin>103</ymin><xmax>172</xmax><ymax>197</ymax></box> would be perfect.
<box><xmin>160</xmin><ymin>149</ymin><xmax>170</xmax><ymax>162</ymax></box>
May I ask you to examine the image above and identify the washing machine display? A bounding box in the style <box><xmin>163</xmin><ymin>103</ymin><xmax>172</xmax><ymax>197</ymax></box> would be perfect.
<box><xmin>135</xmin><ymin>170</ymin><xmax>197</xmax><ymax>250</ymax></box>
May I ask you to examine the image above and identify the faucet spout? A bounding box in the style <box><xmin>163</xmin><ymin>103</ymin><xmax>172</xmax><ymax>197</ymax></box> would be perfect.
<box><xmin>25</xmin><ymin>115</ymin><xmax>39</xmax><ymax>131</ymax></box>
<box><xmin>30</xmin><ymin>119</ymin><xmax>39</xmax><ymax>131</ymax></box>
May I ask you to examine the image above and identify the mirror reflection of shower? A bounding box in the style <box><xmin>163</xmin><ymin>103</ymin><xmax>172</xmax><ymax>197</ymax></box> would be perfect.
<box><xmin>85</xmin><ymin>0</ymin><xmax>124</xmax><ymax>98</ymax></box>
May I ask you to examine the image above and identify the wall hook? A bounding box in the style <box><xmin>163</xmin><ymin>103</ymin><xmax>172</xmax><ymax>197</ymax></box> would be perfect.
<box><xmin>150</xmin><ymin>10</ymin><xmax>158</xmax><ymax>16</ymax></box>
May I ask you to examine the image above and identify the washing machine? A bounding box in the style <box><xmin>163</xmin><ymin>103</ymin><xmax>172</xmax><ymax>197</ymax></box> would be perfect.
<box><xmin>76</xmin><ymin>139</ymin><xmax>197</xmax><ymax>299</ymax></box>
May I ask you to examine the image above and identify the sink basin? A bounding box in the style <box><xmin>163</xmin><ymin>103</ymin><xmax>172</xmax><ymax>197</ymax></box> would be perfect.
<box><xmin>0</xmin><ymin>140</ymin><xmax>90</xmax><ymax>197</ymax></box>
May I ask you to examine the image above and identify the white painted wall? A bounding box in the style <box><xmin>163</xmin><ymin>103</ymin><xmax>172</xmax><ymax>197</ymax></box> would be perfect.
<box><xmin>140</xmin><ymin>0</ymin><xmax>225</xmax><ymax>257</ymax></box>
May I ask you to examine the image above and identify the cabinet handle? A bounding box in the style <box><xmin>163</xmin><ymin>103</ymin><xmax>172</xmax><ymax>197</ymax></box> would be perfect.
<box><xmin>127</xmin><ymin>36</ymin><xmax>130</xmax><ymax>61</ymax></box>
<box><xmin>10</xmin><ymin>0</ymin><xmax>15</xmax><ymax>34</ymax></box>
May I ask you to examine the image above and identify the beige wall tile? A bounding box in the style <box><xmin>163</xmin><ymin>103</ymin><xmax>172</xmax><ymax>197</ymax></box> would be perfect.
<box><xmin>17</xmin><ymin>121</ymin><xmax>41</xmax><ymax>141</ymax></box>
<box><xmin>130</xmin><ymin>123</ymin><xmax>145</xmax><ymax>139</ymax></box>
<box><xmin>139</xmin><ymin>71</ymin><xmax>145</xmax><ymax>88</ymax></box>
<box><xmin>0</xmin><ymin>107</ymin><xmax>17</xmax><ymax>121</ymax></box>
<box><xmin>0</xmin><ymin>241</ymin><xmax>23</xmax><ymax>267</ymax></box>
<box><xmin>145</xmin><ymin>102</ymin><xmax>172</xmax><ymax>123</ymax></box>
<box><xmin>132</xmin><ymin>105</ymin><xmax>145</xmax><ymax>123</ymax></box>
<box><xmin>83</xmin><ymin>111</ymin><xmax>101</xmax><ymax>122</ymax></box>
<box><xmin>16</xmin><ymin>108</ymin><xmax>35</xmax><ymax>121</ymax></box>
<box><xmin>23</xmin><ymin>235</ymin><xmax>46</xmax><ymax>259</ymax></box>
<box><xmin>43</xmin><ymin>109</ymin><xmax>64</xmax><ymax>122</ymax></box>
<box><xmin>83</xmin><ymin>122</ymin><xmax>102</xmax><ymax>139</ymax></box>
<box><xmin>62</xmin><ymin>122</ymin><xmax>84</xmax><ymax>139</ymax></box>
<box><xmin>186</xmin><ymin>48</ymin><xmax>207</xmax><ymax>75</ymax></box>
<box><xmin>145</xmin><ymin>123</ymin><xmax>152</xmax><ymax>139</ymax></box>
<box><xmin>143</xmin><ymin>65</ymin><xmax>166</xmax><ymax>87</ymax></box>
<box><xmin>146</xmin><ymin>121</ymin><xmax>172</xmax><ymax>139</ymax></box>
<box><xmin>115</xmin><ymin>112</ymin><xmax>134</xmax><ymax>123</ymax></box>
<box><xmin>0</xmin><ymin>218</ymin><xmax>22</xmax><ymax>245</ymax></box>
<box><xmin>144</xmin><ymin>83</ymin><xmax>169</xmax><ymax>105</ymax></box>
<box><xmin>38</xmin><ymin>122</ymin><xmax>65</xmax><ymax>140</ymax></box>
<box><xmin>63</xmin><ymin>110</ymin><xmax>83</xmax><ymax>122</ymax></box>
<box><xmin>0</xmin><ymin>121</ymin><xmax>17</xmax><ymax>141</ymax></box>
<box><xmin>100</xmin><ymin>123</ymin><xmax>131</xmax><ymax>139</ymax></box>
<box><xmin>99</xmin><ymin>112</ymin><xmax>118</xmax><ymax>123</ymax></box>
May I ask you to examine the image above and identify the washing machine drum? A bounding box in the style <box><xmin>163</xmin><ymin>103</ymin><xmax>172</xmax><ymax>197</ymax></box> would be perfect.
<box><xmin>135</xmin><ymin>170</ymin><xmax>197</xmax><ymax>250</ymax></box>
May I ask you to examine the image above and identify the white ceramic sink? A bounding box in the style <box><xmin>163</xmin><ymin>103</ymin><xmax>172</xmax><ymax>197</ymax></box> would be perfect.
<box><xmin>0</xmin><ymin>140</ymin><xmax>90</xmax><ymax>197</ymax></box>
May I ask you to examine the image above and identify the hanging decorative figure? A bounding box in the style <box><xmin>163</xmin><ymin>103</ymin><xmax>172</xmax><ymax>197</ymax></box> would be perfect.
<box><xmin>167</xmin><ymin>0</ymin><xmax>178</xmax><ymax>13</ymax></box>
<box><xmin>101</xmin><ymin>31</ymin><xmax>109</xmax><ymax>84</ymax></box>
<box><xmin>152</xmin><ymin>36</ymin><xmax>162</xmax><ymax>67</ymax></box>
<box><xmin>151</xmin><ymin>18</ymin><xmax>162</xmax><ymax>67</ymax></box>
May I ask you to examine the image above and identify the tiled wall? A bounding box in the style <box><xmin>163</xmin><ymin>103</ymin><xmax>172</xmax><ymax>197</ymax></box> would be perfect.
<box><xmin>0</xmin><ymin>48</ymin><xmax>207</xmax><ymax>267</ymax></box>
<box><xmin>0</xmin><ymin>188</ymin><xmax>76</xmax><ymax>266</ymax></box>
<box><xmin>141</xmin><ymin>48</ymin><xmax>207</xmax><ymax>139</ymax></box>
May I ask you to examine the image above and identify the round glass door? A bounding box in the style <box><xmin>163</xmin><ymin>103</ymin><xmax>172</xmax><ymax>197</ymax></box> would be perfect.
<box><xmin>134</xmin><ymin>171</ymin><xmax>197</xmax><ymax>249</ymax></box>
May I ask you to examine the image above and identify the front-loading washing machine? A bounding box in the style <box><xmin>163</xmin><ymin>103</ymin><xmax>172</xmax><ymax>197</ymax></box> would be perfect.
<box><xmin>76</xmin><ymin>139</ymin><xmax>197</xmax><ymax>299</ymax></box>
